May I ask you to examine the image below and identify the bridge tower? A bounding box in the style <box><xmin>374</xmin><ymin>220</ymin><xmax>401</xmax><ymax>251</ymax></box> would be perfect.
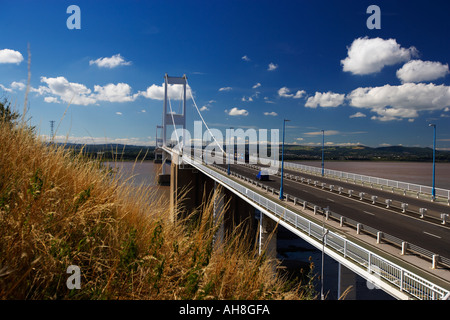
<box><xmin>162</xmin><ymin>73</ymin><xmax>187</xmax><ymax>148</ymax></box>
<box><xmin>157</xmin><ymin>74</ymin><xmax>187</xmax><ymax>184</ymax></box>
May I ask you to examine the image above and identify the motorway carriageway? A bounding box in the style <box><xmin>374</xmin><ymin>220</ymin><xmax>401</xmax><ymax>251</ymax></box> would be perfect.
<box><xmin>217</xmin><ymin>163</ymin><xmax>450</xmax><ymax>260</ymax></box>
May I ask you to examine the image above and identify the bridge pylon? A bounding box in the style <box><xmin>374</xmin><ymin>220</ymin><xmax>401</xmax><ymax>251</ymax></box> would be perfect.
<box><xmin>157</xmin><ymin>74</ymin><xmax>188</xmax><ymax>184</ymax></box>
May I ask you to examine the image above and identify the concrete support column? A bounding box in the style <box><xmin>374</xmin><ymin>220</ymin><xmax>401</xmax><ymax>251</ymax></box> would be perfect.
<box><xmin>259</xmin><ymin>212</ymin><xmax>277</xmax><ymax>260</ymax></box>
<box><xmin>212</xmin><ymin>181</ymin><xmax>225</xmax><ymax>250</ymax></box>
<box><xmin>338</xmin><ymin>263</ymin><xmax>356</xmax><ymax>300</ymax></box>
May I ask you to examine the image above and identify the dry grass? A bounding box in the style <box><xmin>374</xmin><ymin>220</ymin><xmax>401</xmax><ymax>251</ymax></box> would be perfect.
<box><xmin>0</xmin><ymin>122</ymin><xmax>315</xmax><ymax>300</ymax></box>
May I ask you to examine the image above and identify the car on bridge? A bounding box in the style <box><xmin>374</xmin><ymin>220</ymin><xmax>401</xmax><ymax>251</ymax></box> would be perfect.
<box><xmin>256</xmin><ymin>169</ymin><xmax>270</xmax><ymax>181</ymax></box>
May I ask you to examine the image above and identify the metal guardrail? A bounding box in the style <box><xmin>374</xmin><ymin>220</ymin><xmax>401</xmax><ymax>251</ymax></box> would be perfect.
<box><xmin>240</xmin><ymin>163</ymin><xmax>450</xmax><ymax>269</ymax></box>
<box><xmin>282</xmin><ymin>161</ymin><xmax>450</xmax><ymax>201</ymax></box>
<box><xmin>168</xmin><ymin>152</ymin><xmax>450</xmax><ymax>300</ymax></box>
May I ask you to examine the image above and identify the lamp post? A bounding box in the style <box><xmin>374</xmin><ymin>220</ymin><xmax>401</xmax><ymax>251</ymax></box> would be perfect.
<box><xmin>429</xmin><ymin>124</ymin><xmax>436</xmax><ymax>201</ymax></box>
<box><xmin>321</xmin><ymin>129</ymin><xmax>325</xmax><ymax>177</ymax></box>
<box><xmin>227</xmin><ymin>127</ymin><xmax>233</xmax><ymax>175</ymax></box>
<box><xmin>321</xmin><ymin>227</ymin><xmax>329</xmax><ymax>300</ymax></box>
<box><xmin>279</xmin><ymin>119</ymin><xmax>290</xmax><ymax>200</ymax></box>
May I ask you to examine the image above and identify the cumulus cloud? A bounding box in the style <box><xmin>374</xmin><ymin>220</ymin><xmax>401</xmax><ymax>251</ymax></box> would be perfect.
<box><xmin>267</xmin><ymin>62</ymin><xmax>278</xmax><ymax>71</ymax></box>
<box><xmin>89</xmin><ymin>54</ymin><xmax>132</xmax><ymax>68</ymax></box>
<box><xmin>0</xmin><ymin>81</ymin><xmax>26</xmax><ymax>93</ymax></box>
<box><xmin>11</xmin><ymin>81</ymin><xmax>26</xmax><ymax>91</ymax></box>
<box><xmin>0</xmin><ymin>49</ymin><xmax>24</xmax><ymax>64</ymax></box>
<box><xmin>347</xmin><ymin>83</ymin><xmax>450</xmax><ymax>121</ymax></box>
<box><xmin>341</xmin><ymin>37</ymin><xmax>417</xmax><ymax>75</ymax></box>
<box><xmin>241</xmin><ymin>55</ymin><xmax>251</xmax><ymax>61</ymax></box>
<box><xmin>305</xmin><ymin>92</ymin><xmax>345</xmax><ymax>108</ymax></box>
<box><xmin>218</xmin><ymin>87</ymin><xmax>232</xmax><ymax>92</ymax></box>
<box><xmin>0</xmin><ymin>84</ymin><xmax>12</xmax><ymax>93</ymax></box>
<box><xmin>252</xmin><ymin>83</ymin><xmax>261</xmax><ymax>89</ymax></box>
<box><xmin>139</xmin><ymin>83</ymin><xmax>192</xmax><ymax>100</ymax></box>
<box><xmin>94</xmin><ymin>83</ymin><xmax>137</xmax><ymax>102</ymax></box>
<box><xmin>44</xmin><ymin>96</ymin><xmax>59</xmax><ymax>103</ymax></box>
<box><xmin>225</xmin><ymin>107</ymin><xmax>248</xmax><ymax>116</ymax></box>
<box><xmin>396</xmin><ymin>60</ymin><xmax>449</xmax><ymax>83</ymax></box>
<box><xmin>278</xmin><ymin>87</ymin><xmax>305</xmax><ymax>99</ymax></box>
<box><xmin>263</xmin><ymin>111</ymin><xmax>278</xmax><ymax>116</ymax></box>
<box><xmin>39</xmin><ymin>76</ymin><xmax>97</xmax><ymax>105</ymax></box>
<box><xmin>35</xmin><ymin>76</ymin><xmax>138</xmax><ymax>105</ymax></box>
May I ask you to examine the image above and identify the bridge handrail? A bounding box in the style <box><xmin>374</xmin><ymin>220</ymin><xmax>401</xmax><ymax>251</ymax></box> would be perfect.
<box><xmin>284</xmin><ymin>161</ymin><xmax>450</xmax><ymax>200</ymax></box>
<box><xmin>247</xmin><ymin>155</ymin><xmax>450</xmax><ymax>200</ymax></box>
<box><xmin>176</xmin><ymin>152</ymin><xmax>450</xmax><ymax>300</ymax></box>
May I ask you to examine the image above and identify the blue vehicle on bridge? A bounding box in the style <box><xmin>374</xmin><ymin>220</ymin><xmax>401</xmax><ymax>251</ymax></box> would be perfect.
<box><xmin>256</xmin><ymin>169</ymin><xmax>270</xmax><ymax>181</ymax></box>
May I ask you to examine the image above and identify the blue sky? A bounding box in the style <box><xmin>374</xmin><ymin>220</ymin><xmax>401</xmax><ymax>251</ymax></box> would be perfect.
<box><xmin>1</xmin><ymin>0</ymin><xmax>450</xmax><ymax>149</ymax></box>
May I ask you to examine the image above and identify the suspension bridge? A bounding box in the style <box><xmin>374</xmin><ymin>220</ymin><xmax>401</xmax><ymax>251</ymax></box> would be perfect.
<box><xmin>154</xmin><ymin>74</ymin><xmax>450</xmax><ymax>300</ymax></box>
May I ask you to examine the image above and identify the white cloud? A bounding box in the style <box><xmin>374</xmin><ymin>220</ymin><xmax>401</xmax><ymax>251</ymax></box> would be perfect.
<box><xmin>241</xmin><ymin>96</ymin><xmax>253</xmax><ymax>102</ymax></box>
<box><xmin>36</xmin><ymin>76</ymin><xmax>138</xmax><ymax>105</ymax></box>
<box><xmin>347</xmin><ymin>83</ymin><xmax>450</xmax><ymax>121</ymax></box>
<box><xmin>277</xmin><ymin>87</ymin><xmax>305</xmax><ymax>99</ymax></box>
<box><xmin>264</xmin><ymin>97</ymin><xmax>275</xmax><ymax>104</ymax></box>
<box><xmin>139</xmin><ymin>83</ymin><xmax>192</xmax><ymax>100</ymax></box>
<box><xmin>305</xmin><ymin>91</ymin><xmax>345</xmax><ymax>108</ymax></box>
<box><xmin>0</xmin><ymin>81</ymin><xmax>27</xmax><ymax>93</ymax></box>
<box><xmin>252</xmin><ymin>83</ymin><xmax>261</xmax><ymax>89</ymax></box>
<box><xmin>44</xmin><ymin>96</ymin><xmax>59</xmax><ymax>103</ymax></box>
<box><xmin>218</xmin><ymin>87</ymin><xmax>232</xmax><ymax>92</ymax></box>
<box><xmin>39</xmin><ymin>76</ymin><xmax>97</xmax><ymax>106</ymax></box>
<box><xmin>0</xmin><ymin>84</ymin><xmax>12</xmax><ymax>93</ymax></box>
<box><xmin>349</xmin><ymin>112</ymin><xmax>367</xmax><ymax>118</ymax></box>
<box><xmin>116</xmin><ymin>112</ymin><xmax>123</xmax><ymax>115</ymax></box>
<box><xmin>225</xmin><ymin>107</ymin><xmax>248</xmax><ymax>116</ymax></box>
<box><xmin>305</xmin><ymin>130</ymin><xmax>341</xmax><ymax>136</ymax></box>
<box><xmin>94</xmin><ymin>83</ymin><xmax>137</xmax><ymax>102</ymax></box>
<box><xmin>11</xmin><ymin>81</ymin><xmax>26</xmax><ymax>91</ymax></box>
<box><xmin>396</xmin><ymin>60</ymin><xmax>449</xmax><ymax>83</ymax></box>
<box><xmin>268</xmin><ymin>62</ymin><xmax>278</xmax><ymax>71</ymax></box>
<box><xmin>200</xmin><ymin>106</ymin><xmax>209</xmax><ymax>111</ymax></box>
<box><xmin>89</xmin><ymin>54</ymin><xmax>132</xmax><ymax>68</ymax></box>
<box><xmin>341</xmin><ymin>37</ymin><xmax>417</xmax><ymax>75</ymax></box>
<box><xmin>0</xmin><ymin>49</ymin><xmax>24</xmax><ymax>64</ymax></box>
<box><xmin>242</xmin><ymin>55</ymin><xmax>251</xmax><ymax>61</ymax></box>
<box><xmin>263</xmin><ymin>111</ymin><xmax>278</xmax><ymax>116</ymax></box>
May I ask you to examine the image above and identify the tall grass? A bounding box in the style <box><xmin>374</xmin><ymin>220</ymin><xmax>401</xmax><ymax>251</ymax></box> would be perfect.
<box><xmin>0</xmin><ymin>122</ymin><xmax>316</xmax><ymax>300</ymax></box>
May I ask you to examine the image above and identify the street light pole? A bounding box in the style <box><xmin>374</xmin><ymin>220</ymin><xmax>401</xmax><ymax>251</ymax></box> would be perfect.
<box><xmin>227</xmin><ymin>127</ymin><xmax>233</xmax><ymax>175</ymax></box>
<box><xmin>321</xmin><ymin>227</ymin><xmax>329</xmax><ymax>300</ymax></box>
<box><xmin>429</xmin><ymin>124</ymin><xmax>436</xmax><ymax>201</ymax></box>
<box><xmin>279</xmin><ymin>119</ymin><xmax>290</xmax><ymax>200</ymax></box>
<box><xmin>321</xmin><ymin>129</ymin><xmax>325</xmax><ymax>177</ymax></box>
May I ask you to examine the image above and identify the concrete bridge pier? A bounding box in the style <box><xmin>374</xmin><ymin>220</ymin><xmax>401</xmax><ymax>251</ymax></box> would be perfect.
<box><xmin>169</xmin><ymin>159</ymin><xmax>260</xmax><ymax>250</ymax></box>
<box><xmin>337</xmin><ymin>263</ymin><xmax>356</xmax><ymax>300</ymax></box>
<box><xmin>258</xmin><ymin>212</ymin><xmax>278</xmax><ymax>261</ymax></box>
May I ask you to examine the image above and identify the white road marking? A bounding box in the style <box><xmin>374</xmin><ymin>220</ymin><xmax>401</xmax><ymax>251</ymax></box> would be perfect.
<box><xmin>363</xmin><ymin>211</ymin><xmax>375</xmax><ymax>216</ymax></box>
<box><xmin>423</xmin><ymin>231</ymin><xmax>441</xmax><ymax>239</ymax></box>
<box><xmin>326</xmin><ymin>198</ymin><xmax>335</xmax><ymax>202</ymax></box>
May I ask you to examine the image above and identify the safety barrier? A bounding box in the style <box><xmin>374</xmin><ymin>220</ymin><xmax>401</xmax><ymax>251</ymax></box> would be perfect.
<box><xmin>175</xmin><ymin>152</ymin><xmax>449</xmax><ymax>300</ymax></box>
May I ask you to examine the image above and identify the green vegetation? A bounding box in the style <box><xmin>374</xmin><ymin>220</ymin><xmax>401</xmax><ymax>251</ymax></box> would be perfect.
<box><xmin>0</xmin><ymin>107</ymin><xmax>314</xmax><ymax>300</ymax></box>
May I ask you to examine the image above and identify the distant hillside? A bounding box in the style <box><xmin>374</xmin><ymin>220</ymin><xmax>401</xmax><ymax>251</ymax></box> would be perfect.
<box><xmin>283</xmin><ymin>145</ymin><xmax>450</xmax><ymax>162</ymax></box>
<box><xmin>59</xmin><ymin>142</ymin><xmax>450</xmax><ymax>162</ymax></box>
<box><xmin>59</xmin><ymin>143</ymin><xmax>155</xmax><ymax>161</ymax></box>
